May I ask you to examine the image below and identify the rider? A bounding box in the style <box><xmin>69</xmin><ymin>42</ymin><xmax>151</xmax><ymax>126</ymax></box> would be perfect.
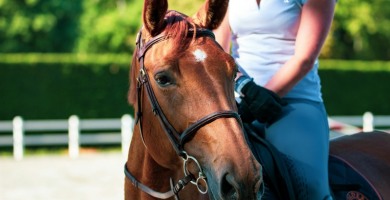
<box><xmin>214</xmin><ymin>0</ymin><xmax>336</xmax><ymax>199</ymax></box>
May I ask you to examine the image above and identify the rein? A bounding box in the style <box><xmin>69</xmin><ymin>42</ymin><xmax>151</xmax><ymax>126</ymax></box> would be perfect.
<box><xmin>125</xmin><ymin>27</ymin><xmax>243</xmax><ymax>199</ymax></box>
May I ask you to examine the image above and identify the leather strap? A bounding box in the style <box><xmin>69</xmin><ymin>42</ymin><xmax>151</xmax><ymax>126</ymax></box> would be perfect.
<box><xmin>180</xmin><ymin>111</ymin><xmax>242</xmax><ymax>145</ymax></box>
<box><xmin>124</xmin><ymin>164</ymin><xmax>174</xmax><ymax>199</ymax></box>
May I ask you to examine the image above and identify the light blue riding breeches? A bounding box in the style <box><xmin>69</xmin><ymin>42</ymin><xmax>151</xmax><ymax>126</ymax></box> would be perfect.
<box><xmin>254</xmin><ymin>98</ymin><xmax>332</xmax><ymax>200</ymax></box>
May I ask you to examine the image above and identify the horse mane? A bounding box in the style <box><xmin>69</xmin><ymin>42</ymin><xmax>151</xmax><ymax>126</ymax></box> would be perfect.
<box><xmin>128</xmin><ymin>10</ymin><xmax>197</xmax><ymax>106</ymax></box>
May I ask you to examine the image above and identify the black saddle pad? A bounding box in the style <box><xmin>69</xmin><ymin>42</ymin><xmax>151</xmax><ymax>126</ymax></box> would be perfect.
<box><xmin>243</xmin><ymin>123</ymin><xmax>296</xmax><ymax>200</ymax></box>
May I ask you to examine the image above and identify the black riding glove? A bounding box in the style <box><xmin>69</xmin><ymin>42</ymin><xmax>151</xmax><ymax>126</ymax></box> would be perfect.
<box><xmin>237</xmin><ymin>100</ymin><xmax>255</xmax><ymax>123</ymax></box>
<box><xmin>236</xmin><ymin>76</ymin><xmax>286</xmax><ymax>124</ymax></box>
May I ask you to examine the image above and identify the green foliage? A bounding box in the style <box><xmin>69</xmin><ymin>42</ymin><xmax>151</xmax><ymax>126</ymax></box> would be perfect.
<box><xmin>1</xmin><ymin>54</ymin><xmax>390</xmax><ymax>119</ymax></box>
<box><xmin>320</xmin><ymin>70</ymin><xmax>390</xmax><ymax>115</ymax></box>
<box><xmin>1</xmin><ymin>1</ymin><xmax>390</xmax><ymax>119</ymax></box>
<box><xmin>167</xmin><ymin>0</ymin><xmax>204</xmax><ymax>16</ymax></box>
<box><xmin>73</xmin><ymin>0</ymin><xmax>205</xmax><ymax>53</ymax></box>
<box><xmin>0</xmin><ymin>0</ymin><xmax>143</xmax><ymax>53</ymax></box>
<box><xmin>0</xmin><ymin>54</ymin><xmax>133</xmax><ymax>120</ymax></box>
<box><xmin>329</xmin><ymin>0</ymin><xmax>390</xmax><ymax>60</ymax></box>
<box><xmin>0</xmin><ymin>0</ymin><xmax>82</xmax><ymax>52</ymax></box>
<box><xmin>320</xmin><ymin>59</ymin><xmax>390</xmax><ymax>71</ymax></box>
<box><xmin>319</xmin><ymin>60</ymin><xmax>390</xmax><ymax>115</ymax></box>
<box><xmin>75</xmin><ymin>0</ymin><xmax>143</xmax><ymax>53</ymax></box>
<box><xmin>1</xmin><ymin>0</ymin><xmax>389</xmax><ymax>60</ymax></box>
<box><xmin>0</xmin><ymin>53</ymin><xmax>130</xmax><ymax>65</ymax></box>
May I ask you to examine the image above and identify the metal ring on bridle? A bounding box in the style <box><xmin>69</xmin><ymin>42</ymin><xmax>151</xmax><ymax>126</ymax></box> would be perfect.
<box><xmin>182</xmin><ymin>152</ymin><xmax>208</xmax><ymax>187</ymax></box>
<box><xmin>196</xmin><ymin>172</ymin><xmax>208</xmax><ymax>194</ymax></box>
<box><xmin>183</xmin><ymin>153</ymin><xmax>202</xmax><ymax>185</ymax></box>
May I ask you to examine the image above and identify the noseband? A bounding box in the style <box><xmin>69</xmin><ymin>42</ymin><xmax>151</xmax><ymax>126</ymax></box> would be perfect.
<box><xmin>125</xmin><ymin>27</ymin><xmax>243</xmax><ymax>199</ymax></box>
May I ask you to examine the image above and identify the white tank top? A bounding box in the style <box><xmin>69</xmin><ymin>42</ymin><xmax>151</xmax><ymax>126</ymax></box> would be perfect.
<box><xmin>229</xmin><ymin>0</ymin><xmax>323</xmax><ymax>102</ymax></box>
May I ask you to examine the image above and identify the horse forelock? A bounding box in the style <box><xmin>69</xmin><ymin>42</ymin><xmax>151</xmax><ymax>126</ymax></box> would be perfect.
<box><xmin>162</xmin><ymin>10</ymin><xmax>199</xmax><ymax>60</ymax></box>
<box><xmin>128</xmin><ymin>11</ymin><xmax>194</xmax><ymax>106</ymax></box>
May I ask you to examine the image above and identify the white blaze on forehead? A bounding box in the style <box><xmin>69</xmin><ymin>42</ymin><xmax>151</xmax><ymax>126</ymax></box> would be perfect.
<box><xmin>193</xmin><ymin>49</ymin><xmax>207</xmax><ymax>62</ymax></box>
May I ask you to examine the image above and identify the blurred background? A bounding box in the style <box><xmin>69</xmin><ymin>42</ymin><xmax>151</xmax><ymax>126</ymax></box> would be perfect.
<box><xmin>0</xmin><ymin>0</ymin><xmax>389</xmax><ymax>199</ymax></box>
<box><xmin>1</xmin><ymin>0</ymin><xmax>390</xmax><ymax>120</ymax></box>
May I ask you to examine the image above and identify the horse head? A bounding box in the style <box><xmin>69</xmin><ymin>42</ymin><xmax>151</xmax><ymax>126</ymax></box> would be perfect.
<box><xmin>126</xmin><ymin>0</ymin><xmax>262</xmax><ymax>199</ymax></box>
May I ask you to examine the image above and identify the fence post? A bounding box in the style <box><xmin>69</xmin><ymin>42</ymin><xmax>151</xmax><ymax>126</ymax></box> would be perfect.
<box><xmin>121</xmin><ymin>114</ymin><xmax>134</xmax><ymax>159</ymax></box>
<box><xmin>363</xmin><ymin>112</ymin><xmax>374</xmax><ymax>132</ymax></box>
<box><xmin>68</xmin><ymin>115</ymin><xmax>80</xmax><ymax>159</ymax></box>
<box><xmin>13</xmin><ymin>116</ymin><xmax>24</xmax><ymax>161</ymax></box>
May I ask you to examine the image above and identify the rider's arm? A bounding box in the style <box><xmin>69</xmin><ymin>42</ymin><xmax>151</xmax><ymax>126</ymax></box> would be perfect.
<box><xmin>264</xmin><ymin>0</ymin><xmax>336</xmax><ymax>97</ymax></box>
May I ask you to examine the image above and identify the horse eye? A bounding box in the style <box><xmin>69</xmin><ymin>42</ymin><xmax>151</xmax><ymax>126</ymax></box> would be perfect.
<box><xmin>155</xmin><ymin>73</ymin><xmax>172</xmax><ymax>87</ymax></box>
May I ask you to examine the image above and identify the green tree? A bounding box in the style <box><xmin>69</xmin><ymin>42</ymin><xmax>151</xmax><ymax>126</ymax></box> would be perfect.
<box><xmin>75</xmin><ymin>0</ymin><xmax>143</xmax><ymax>53</ymax></box>
<box><xmin>74</xmin><ymin>0</ymin><xmax>204</xmax><ymax>54</ymax></box>
<box><xmin>0</xmin><ymin>0</ymin><xmax>81</xmax><ymax>52</ymax></box>
<box><xmin>328</xmin><ymin>0</ymin><xmax>390</xmax><ymax>60</ymax></box>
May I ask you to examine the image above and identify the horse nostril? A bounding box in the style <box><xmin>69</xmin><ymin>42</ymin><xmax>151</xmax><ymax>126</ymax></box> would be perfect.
<box><xmin>221</xmin><ymin>174</ymin><xmax>239</xmax><ymax>200</ymax></box>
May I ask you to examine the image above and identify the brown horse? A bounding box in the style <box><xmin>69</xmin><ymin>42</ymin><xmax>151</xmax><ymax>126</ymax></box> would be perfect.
<box><xmin>125</xmin><ymin>0</ymin><xmax>262</xmax><ymax>199</ymax></box>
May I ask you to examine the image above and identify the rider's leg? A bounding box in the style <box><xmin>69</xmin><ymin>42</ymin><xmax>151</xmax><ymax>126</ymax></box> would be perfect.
<box><xmin>265</xmin><ymin>98</ymin><xmax>331</xmax><ymax>200</ymax></box>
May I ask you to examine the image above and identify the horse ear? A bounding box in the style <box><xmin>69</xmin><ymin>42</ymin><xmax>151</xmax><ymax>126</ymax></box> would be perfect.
<box><xmin>128</xmin><ymin>51</ymin><xmax>138</xmax><ymax>106</ymax></box>
<box><xmin>192</xmin><ymin>0</ymin><xmax>229</xmax><ymax>30</ymax></box>
<box><xmin>143</xmin><ymin>0</ymin><xmax>168</xmax><ymax>36</ymax></box>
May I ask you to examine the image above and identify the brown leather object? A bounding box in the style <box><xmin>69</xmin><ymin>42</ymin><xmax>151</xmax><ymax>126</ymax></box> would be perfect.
<box><xmin>330</xmin><ymin>131</ymin><xmax>390</xmax><ymax>199</ymax></box>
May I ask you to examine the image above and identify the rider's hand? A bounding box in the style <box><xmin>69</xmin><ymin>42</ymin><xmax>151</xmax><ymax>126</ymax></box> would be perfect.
<box><xmin>237</xmin><ymin>77</ymin><xmax>286</xmax><ymax>124</ymax></box>
<box><xmin>237</xmin><ymin>100</ymin><xmax>255</xmax><ymax>123</ymax></box>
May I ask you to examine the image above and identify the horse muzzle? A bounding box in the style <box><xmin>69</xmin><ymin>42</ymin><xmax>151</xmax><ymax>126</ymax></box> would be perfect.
<box><xmin>203</xmin><ymin>159</ymin><xmax>263</xmax><ymax>200</ymax></box>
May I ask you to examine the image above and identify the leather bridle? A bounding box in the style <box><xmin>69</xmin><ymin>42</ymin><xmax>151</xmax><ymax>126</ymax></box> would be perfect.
<box><xmin>125</xmin><ymin>26</ymin><xmax>243</xmax><ymax>199</ymax></box>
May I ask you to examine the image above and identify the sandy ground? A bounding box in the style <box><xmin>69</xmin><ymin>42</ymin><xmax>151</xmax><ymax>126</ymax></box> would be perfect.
<box><xmin>0</xmin><ymin>131</ymin><xmax>345</xmax><ymax>200</ymax></box>
<box><xmin>0</xmin><ymin>152</ymin><xmax>125</xmax><ymax>200</ymax></box>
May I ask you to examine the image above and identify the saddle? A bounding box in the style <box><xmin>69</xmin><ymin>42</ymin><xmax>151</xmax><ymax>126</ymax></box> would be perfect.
<box><xmin>329</xmin><ymin>131</ymin><xmax>390</xmax><ymax>200</ymax></box>
<box><xmin>244</xmin><ymin>124</ymin><xmax>390</xmax><ymax>200</ymax></box>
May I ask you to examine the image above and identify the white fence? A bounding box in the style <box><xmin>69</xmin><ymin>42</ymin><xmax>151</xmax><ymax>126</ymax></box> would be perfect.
<box><xmin>1</xmin><ymin>112</ymin><xmax>389</xmax><ymax>160</ymax></box>
<box><xmin>0</xmin><ymin>114</ymin><xmax>134</xmax><ymax>160</ymax></box>
<box><xmin>329</xmin><ymin>112</ymin><xmax>390</xmax><ymax>133</ymax></box>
